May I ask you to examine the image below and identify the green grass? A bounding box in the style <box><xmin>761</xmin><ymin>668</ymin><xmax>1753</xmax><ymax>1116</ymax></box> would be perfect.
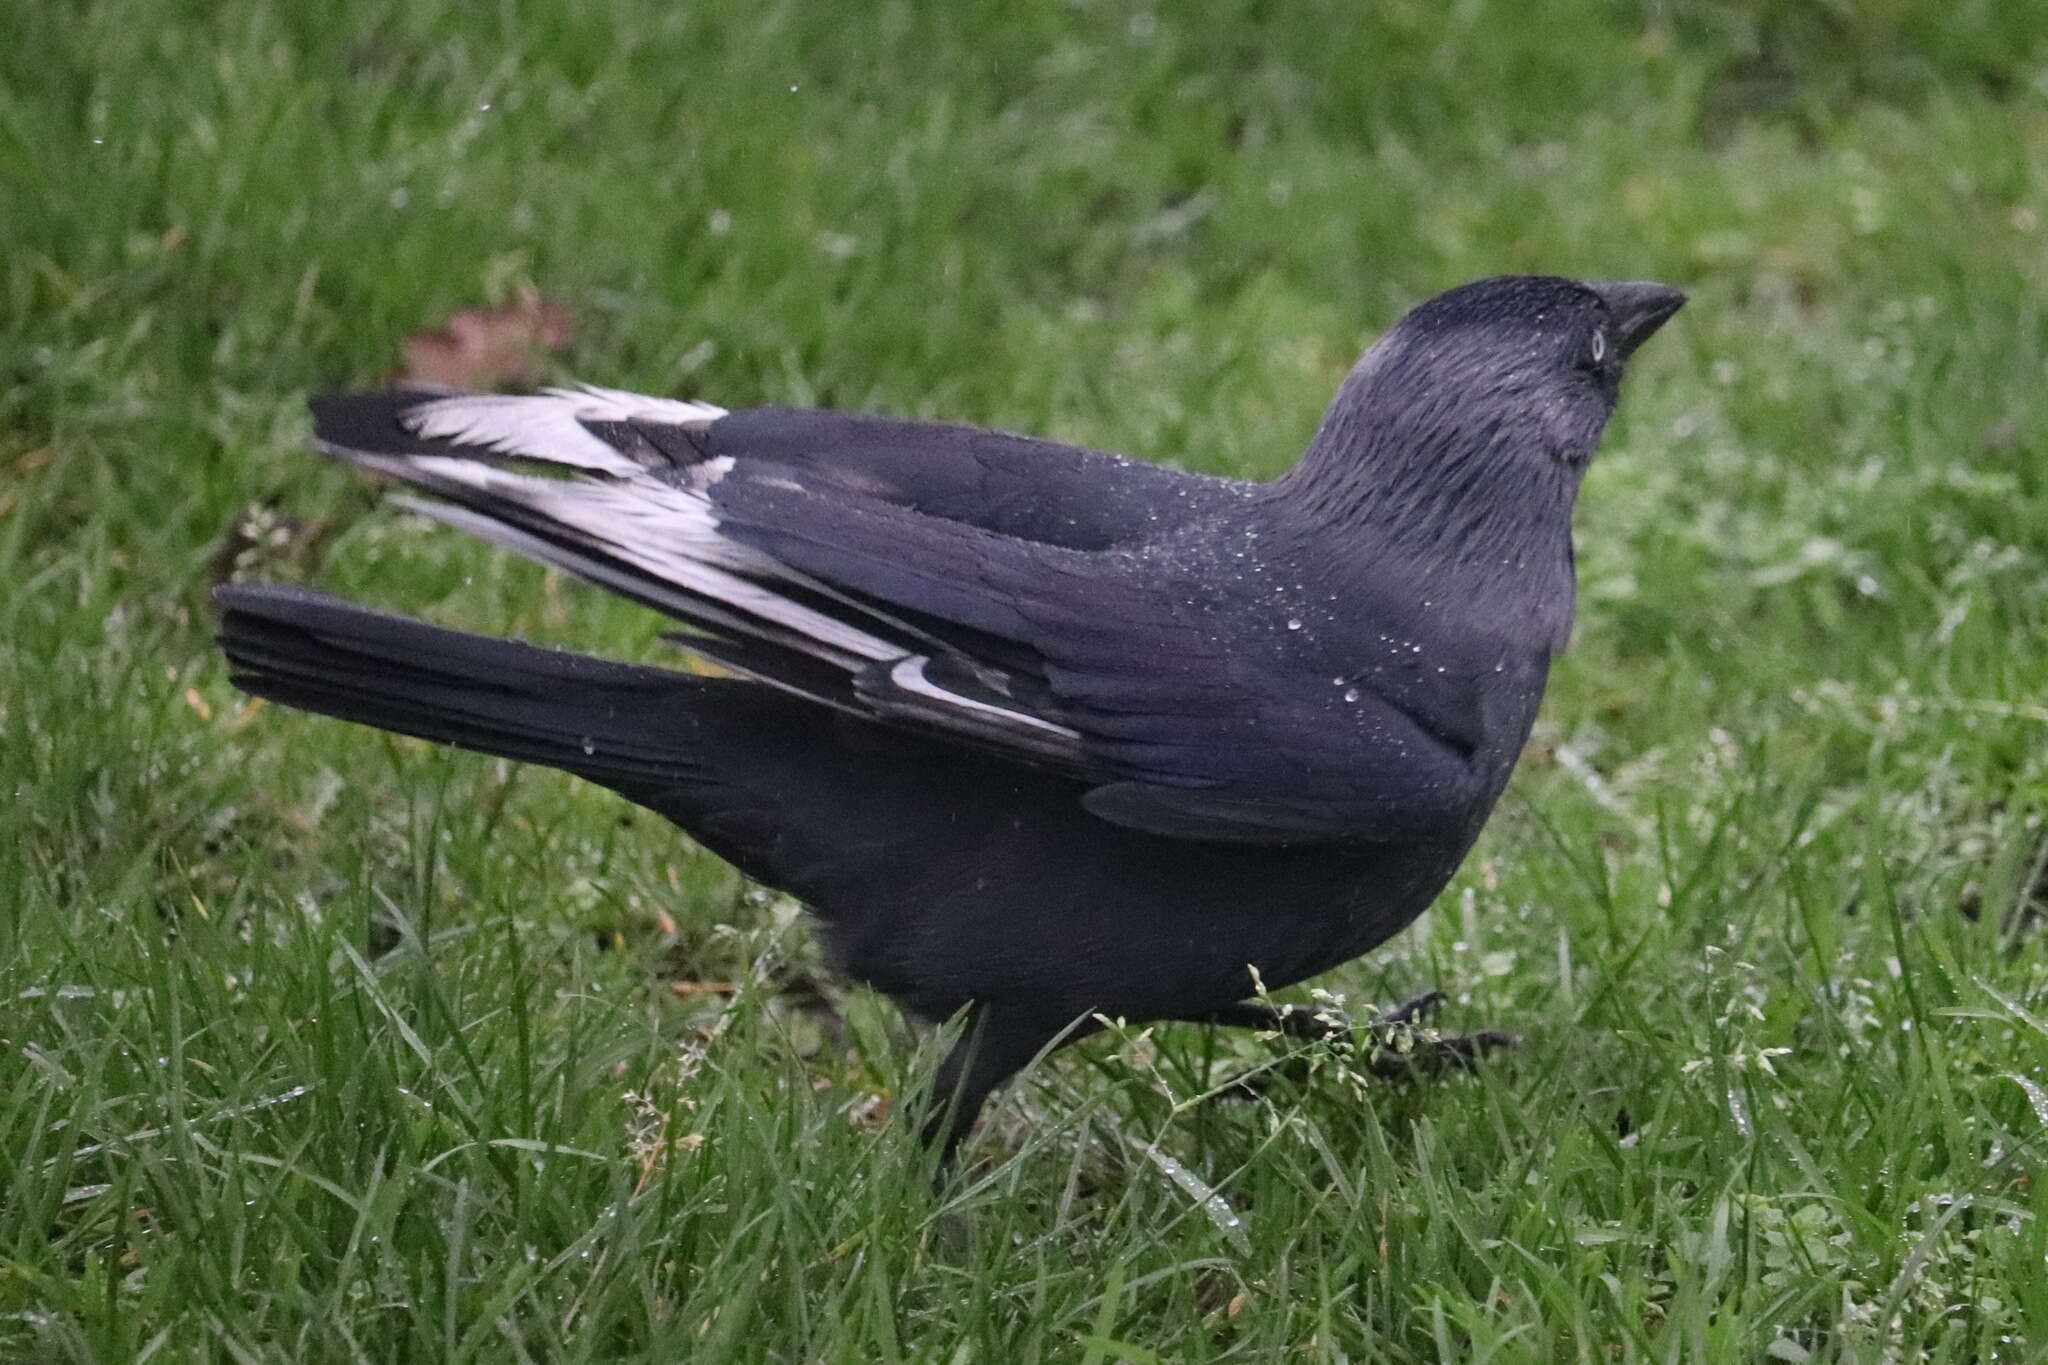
<box><xmin>6</xmin><ymin>1</ymin><xmax>2048</xmax><ymax>1358</ymax></box>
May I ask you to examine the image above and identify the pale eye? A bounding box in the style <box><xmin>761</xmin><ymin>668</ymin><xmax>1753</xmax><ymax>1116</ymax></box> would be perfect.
<box><xmin>1589</xmin><ymin>330</ymin><xmax>1608</xmax><ymax>365</ymax></box>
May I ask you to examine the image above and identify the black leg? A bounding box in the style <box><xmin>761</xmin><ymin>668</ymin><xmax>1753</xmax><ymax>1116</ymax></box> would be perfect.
<box><xmin>913</xmin><ymin>1009</ymin><xmax>1070</xmax><ymax>1174</ymax></box>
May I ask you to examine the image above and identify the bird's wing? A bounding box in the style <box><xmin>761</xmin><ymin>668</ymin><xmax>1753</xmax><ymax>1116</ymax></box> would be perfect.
<box><xmin>311</xmin><ymin>388</ymin><xmax>1096</xmax><ymax>768</ymax></box>
<box><xmin>325</xmin><ymin>388</ymin><xmax>1250</xmax><ymax>550</ymax></box>
<box><xmin>711</xmin><ymin>468</ymin><xmax>1488</xmax><ymax>845</ymax></box>
<box><xmin>701</xmin><ymin>406</ymin><xmax>1255</xmax><ymax>549</ymax></box>
<box><xmin>313</xmin><ymin>387</ymin><xmax>1482</xmax><ymax>845</ymax></box>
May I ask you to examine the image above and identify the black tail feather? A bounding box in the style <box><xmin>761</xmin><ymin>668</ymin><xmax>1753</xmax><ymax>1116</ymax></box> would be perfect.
<box><xmin>215</xmin><ymin>583</ymin><xmax>712</xmax><ymax>788</ymax></box>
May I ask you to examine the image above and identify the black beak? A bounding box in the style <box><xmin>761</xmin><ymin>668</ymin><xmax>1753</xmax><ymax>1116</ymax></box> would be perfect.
<box><xmin>1592</xmin><ymin>281</ymin><xmax>1686</xmax><ymax>360</ymax></box>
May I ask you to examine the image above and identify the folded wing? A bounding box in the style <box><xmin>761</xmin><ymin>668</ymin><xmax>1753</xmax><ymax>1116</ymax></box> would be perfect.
<box><xmin>313</xmin><ymin>386</ymin><xmax>1482</xmax><ymax>845</ymax></box>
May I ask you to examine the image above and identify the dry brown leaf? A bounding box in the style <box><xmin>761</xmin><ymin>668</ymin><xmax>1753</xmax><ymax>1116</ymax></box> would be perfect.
<box><xmin>400</xmin><ymin>290</ymin><xmax>574</xmax><ymax>390</ymax></box>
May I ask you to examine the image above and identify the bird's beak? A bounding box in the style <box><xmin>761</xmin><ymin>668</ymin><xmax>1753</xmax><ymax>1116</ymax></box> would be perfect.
<box><xmin>1592</xmin><ymin>281</ymin><xmax>1686</xmax><ymax>360</ymax></box>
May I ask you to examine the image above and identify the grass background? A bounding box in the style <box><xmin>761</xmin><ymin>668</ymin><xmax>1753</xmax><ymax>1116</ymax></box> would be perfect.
<box><xmin>6</xmin><ymin>1</ymin><xmax>2048</xmax><ymax>1359</ymax></box>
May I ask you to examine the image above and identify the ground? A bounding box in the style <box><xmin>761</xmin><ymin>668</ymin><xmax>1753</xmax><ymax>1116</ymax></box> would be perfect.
<box><xmin>6</xmin><ymin>2</ymin><xmax>2048</xmax><ymax>1359</ymax></box>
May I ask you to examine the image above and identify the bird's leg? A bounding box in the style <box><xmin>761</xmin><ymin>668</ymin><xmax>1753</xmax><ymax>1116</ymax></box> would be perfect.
<box><xmin>1184</xmin><ymin>990</ymin><xmax>1515</xmax><ymax>1096</ymax></box>
<box><xmin>913</xmin><ymin>1009</ymin><xmax>1066</xmax><ymax>1181</ymax></box>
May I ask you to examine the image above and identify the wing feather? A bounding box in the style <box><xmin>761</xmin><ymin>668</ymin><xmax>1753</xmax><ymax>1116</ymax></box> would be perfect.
<box><xmin>310</xmin><ymin>385</ymin><xmax>1486</xmax><ymax>845</ymax></box>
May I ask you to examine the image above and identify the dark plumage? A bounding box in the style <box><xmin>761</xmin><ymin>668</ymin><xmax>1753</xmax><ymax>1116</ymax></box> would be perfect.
<box><xmin>217</xmin><ymin>275</ymin><xmax>1683</xmax><ymax>1157</ymax></box>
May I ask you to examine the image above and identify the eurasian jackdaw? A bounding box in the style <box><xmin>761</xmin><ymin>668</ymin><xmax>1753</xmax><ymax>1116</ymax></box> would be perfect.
<box><xmin>217</xmin><ymin>274</ymin><xmax>1684</xmax><ymax>1157</ymax></box>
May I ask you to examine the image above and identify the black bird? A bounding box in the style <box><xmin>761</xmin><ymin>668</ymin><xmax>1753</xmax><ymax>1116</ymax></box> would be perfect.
<box><xmin>217</xmin><ymin>275</ymin><xmax>1683</xmax><ymax>1158</ymax></box>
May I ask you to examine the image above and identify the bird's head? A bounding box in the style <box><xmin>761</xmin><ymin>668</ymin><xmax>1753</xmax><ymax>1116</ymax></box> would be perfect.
<box><xmin>1293</xmin><ymin>275</ymin><xmax>1684</xmax><ymax>512</ymax></box>
<box><xmin>1364</xmin><ymin>275</ymin><xmax>1684</xmax><ymax>470</ymax></box>
<box><xmin>1282</xmin><ymin>275</ymin><xmax>1684</xmax><ymax>642</ymax></box>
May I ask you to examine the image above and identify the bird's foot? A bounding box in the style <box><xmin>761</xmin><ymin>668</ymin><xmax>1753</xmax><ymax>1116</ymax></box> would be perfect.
<box><xmin>1198</xmin><ymin>991</ymin><xmax>1514</xmax><ymax>1100</ymax></box>
<box><xmin>1350</xmin><ymin>990</ymin><xmax>1517</xmax><ymax>1079</ymax></box>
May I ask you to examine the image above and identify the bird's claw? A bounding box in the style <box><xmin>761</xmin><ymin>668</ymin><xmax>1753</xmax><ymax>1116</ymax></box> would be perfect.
<box><xmin>1372</xmin><ymin>989</ymin><xmax>1444</xmax><ymax>1029</ymax></box>
<box><xmin>1206</xmin><ymin>991</ymin><xmax>1513</xmax><ymax>1101</ymax></box>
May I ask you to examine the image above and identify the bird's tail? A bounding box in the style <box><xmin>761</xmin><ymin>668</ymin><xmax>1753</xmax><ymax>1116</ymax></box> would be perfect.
<box><xmin>215</xmin><ymin>582</ymin><xmax>713</xmax><ymax>790</ymax></box>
